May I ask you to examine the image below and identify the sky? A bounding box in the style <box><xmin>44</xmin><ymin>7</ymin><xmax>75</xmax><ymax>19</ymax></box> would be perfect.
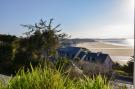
<box><xmin>0</xmin><ymin>0</ymin><xmax>134</xmax><ymax>38</ymax></box>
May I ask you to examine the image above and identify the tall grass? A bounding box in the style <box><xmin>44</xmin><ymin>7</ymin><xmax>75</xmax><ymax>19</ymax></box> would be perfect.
<box><xmin>0</xmin><ymin>80</ymin><xmax>4</xmax><ymax>89</ymax></box>
<box><xmin>0</xmin><ymin>65</ymin><xmax>112</xmax><ymax>89</ymax></box>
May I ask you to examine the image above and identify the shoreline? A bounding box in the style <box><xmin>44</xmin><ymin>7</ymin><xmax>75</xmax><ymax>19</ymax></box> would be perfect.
<box><xmin>75</xmin><ymin>42</ymin><xmax>134</xmax><ymax>56</ymax></box>
<box><xmin>98</xmin><ymin>40</ymin><xmax>134</xmax><ymax>48</ymax></box>
<box><xmin>75</xmin><ymin>42</ymin><xmax>134</xmax><ymax>65</ymax></box>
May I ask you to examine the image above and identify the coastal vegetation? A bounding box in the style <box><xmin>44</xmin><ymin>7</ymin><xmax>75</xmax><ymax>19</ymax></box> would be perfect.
<box><xmin>113</xmin><ymin>57</ymin><xmax>134</xmax><ymax>77</ymax></box>
<box><xmin>0</xmin><ymin>63</ymin><xmax>111</xmax><ymax>89</ymax></box>
<box><xmin>0</xmin><ymin>19</ymin><xmax>68</xmax><ymax>74</ymax></box>
<box><xmin>0</xmin><ymin>19</ymin><xmax>132</xmax><ymax>89</ymax></box>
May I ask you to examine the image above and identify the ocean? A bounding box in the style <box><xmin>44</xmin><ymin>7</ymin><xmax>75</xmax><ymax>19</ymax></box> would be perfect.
<box><xmin>99</xmin><ymin>39</ymin><xmax>134</xmax><ymax>65</ymax></box>
<box><xmin>99</xmin><ymin>39</ymin><xmax>134</xmax><ymax>47</ymax></box>
<box><xmin>76</xmin><ymin>39</ymin><xmax>134</xmax><ymax>65</ymax></box>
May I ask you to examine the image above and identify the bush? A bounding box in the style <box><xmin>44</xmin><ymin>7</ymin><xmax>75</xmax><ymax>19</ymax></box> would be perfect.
<box><xmin>0</xmin><ymin>65</ymin><xmax>112</xmax><ymax>89</ymax></box>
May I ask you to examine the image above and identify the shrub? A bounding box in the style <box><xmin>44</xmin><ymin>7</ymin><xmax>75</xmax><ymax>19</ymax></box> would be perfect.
<box><xmin>0</xmin><ymin>65</ymin><xmax>112</xmax><ymax>89</ymax></box>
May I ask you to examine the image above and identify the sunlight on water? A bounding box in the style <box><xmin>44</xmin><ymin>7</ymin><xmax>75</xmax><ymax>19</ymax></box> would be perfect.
<box><xmin>126</xmin><ymin>39</ymin><xmax>134</xmax><ymax>47</ymax></box>
<box><xmin>101</xmin><ymin>39</ymin><xmax>134</xmax><ymax>47</ymax></box>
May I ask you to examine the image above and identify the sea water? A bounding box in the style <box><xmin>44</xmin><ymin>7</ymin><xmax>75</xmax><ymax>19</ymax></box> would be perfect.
<box><xmin>98</xmin><ymin>39</ymin><xmax>134</xmax><ymax>65</ymax></box>
<box><xmin>101</xmin><ymin>39</ymin><xmax>134</xmax><ymax>47</ymax></box>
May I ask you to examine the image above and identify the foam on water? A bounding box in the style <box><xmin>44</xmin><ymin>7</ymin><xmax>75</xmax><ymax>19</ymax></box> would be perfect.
<box><xmin>101</xmin><ymin>39</ymin><xmax>134</xmax><ymax>47</ymax></box>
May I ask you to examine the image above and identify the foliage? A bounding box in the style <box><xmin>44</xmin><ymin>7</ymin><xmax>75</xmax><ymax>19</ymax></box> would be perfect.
<box><xmin>0</xmin><ymin>34</ymin><xmax>16</xmax><ymax>62</ymax></box>
<box><xmin>0</xmin><ymin>65</ymin><xmax>112</xmax><ymax>89</ymax></box>
<box><xmin>55</xmin><ymin>57</ymin><xmax>71</xmax><ymax>71</ymax></box>
<box><xmin>0</xmin><ymin>35</ymin><xmax>17</xmax><ymax>74</ymax></box>
<box><xmin>0</xmin><ymin>81</ymin><xmax>4</xmax><ymax>89</ymax></box>
<box><xmin>21</xmin><ymin>19</ymin><xmax>68</xmax><ymax>59</ymax></box>
<box><xmin>0</xmin><ymin>34</ymin><xmax>16</xmax><ymax>43</ymax></box>
<box><xmin>113</xmin><ymin>57</ymin><xmax>134</xmax><ymax>76</ymax></box>
<box><xmin>0</xmin><ymin>19</ymin><xmax>69</xmax><ymax>74</ymax></box>
<box><xmin>114</xmin><ymin>70</ymin><xmax>129</xmax><ymax>76</ymax></box>
<box><xmin>123</xmin><ymin>61</ymin><xmax>134</xmax><ymax>76</ymax></box>
<box><xmin>0</xmin><ymin>45</ymin><xmax>12</xmax><ymax>62</ymax></box>
<box><xmin>11</xmin><ymin>19</ymin><xmax>69</xmax><ymax>71</ymax></box>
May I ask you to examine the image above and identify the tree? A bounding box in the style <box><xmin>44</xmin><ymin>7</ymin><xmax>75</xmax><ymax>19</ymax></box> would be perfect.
<box><xmin>0</xmin><ymin>34</ymin><xmax>17</xmax><ymax>74</ymax></box>
<box><xmin>15</xmin><ymin>19</ymin><xmax>68</xmax><ymax>64</ymax></box>
<box><xmin>0</xmin><ymin>19</ymin><xmax>69</xmax><ymax>73</ymax></box>
<box><xmin>120</xmin><ymin>56</ymin><xmax>134</xmax><ymax>76</ymax></box>
<box><xmin>125</xmin><ymin>57</ymin><xmax>134</xmax><ymax>76</ymax></box>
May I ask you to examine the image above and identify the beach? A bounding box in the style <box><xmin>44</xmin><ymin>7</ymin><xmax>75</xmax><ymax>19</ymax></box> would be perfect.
<box><xmin>75</xmin><ymin>41</ymin><xmax>134</xmax><ymax>65</ymax></box>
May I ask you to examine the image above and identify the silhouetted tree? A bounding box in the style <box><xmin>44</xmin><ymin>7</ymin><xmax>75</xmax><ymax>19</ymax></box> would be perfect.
<box><xmin>0</xmin><ymin>34</ymin><xmax>17</xmax><ymax>74</ymax></box>
<box><xmin>0</xmin><ymin>19</ymin><xmax>69</xmax><ymax>74</ymax></box>
<box><xmin>13</xmin><ymin>19</ymin><xmax>68</xmax><ymax>70</ymax></box>
<box><xmin>22</xmin><ymin>19</ymin><xmax>68</xmax><ymax>59</ymax></box>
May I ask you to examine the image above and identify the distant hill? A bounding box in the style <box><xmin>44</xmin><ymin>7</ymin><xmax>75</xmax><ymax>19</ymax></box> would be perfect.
<box><xmin>0</xmin><ymin>34</ymin><xmax>17</xmax><ymax>42</ymax></box>
<box><xmin>62</xmin><ymin>38</ymin><xmax>96</xmax><ymax>46</ymax></box>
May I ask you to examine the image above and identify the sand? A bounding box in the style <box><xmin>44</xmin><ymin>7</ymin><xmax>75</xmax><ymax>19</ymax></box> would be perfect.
<box><xmin>76</xmin><ymin>42</ymin><xmax>134</xmax><ymax>56</ymax></box>
<box><xmin>75</xmin><ymin>42</ymin><xmax>134</xmax><ymax>65</ymax></box>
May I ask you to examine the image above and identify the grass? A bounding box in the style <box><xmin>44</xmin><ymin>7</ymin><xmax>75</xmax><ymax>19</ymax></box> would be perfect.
<box><xmin>114</xmin><ymin>69</ymin><xmax>133</xmax><ymax>78</ymax></box>
<box><xmin>114</xmin><ymin>70</ymin><xmax>129</xmax><ymax>76</ymax></box>
<box><xmin>0</xmin><ymin>64</ymin><xmax>112</xmax><ymax>89</ymax></box>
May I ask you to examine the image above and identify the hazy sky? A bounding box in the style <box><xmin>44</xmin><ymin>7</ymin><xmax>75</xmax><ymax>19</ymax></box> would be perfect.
<box><xmin>0</xmin><ymin>0</ymin><xmax>134</xmax><ymax>38</ymax></box>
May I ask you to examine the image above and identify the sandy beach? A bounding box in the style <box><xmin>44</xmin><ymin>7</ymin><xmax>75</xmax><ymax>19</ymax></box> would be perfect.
<box><xmin>76</xmin><ymin>42</ymin><xmax>134</xmax><ymax>56</ymax></box>
<box><xmin>76</xmin><ymin>42</ymin><xmax>134</xmax><ymax>65</ymax></box>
